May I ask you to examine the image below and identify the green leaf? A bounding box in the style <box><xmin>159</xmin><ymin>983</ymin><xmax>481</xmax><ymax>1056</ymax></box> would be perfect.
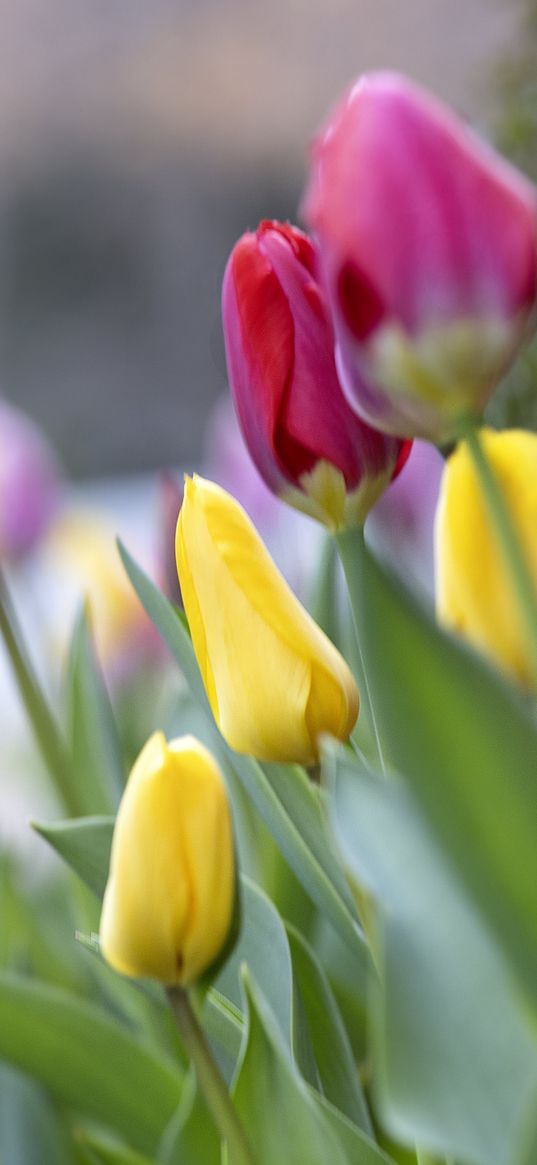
<box><xmin>337</xmin><ymin>528</ymin><xmax>537</xmax><ymax>1013</ymax></box>
<box><xmin>33</xmin><ymin>817</ymin><xmax>114</xmax><ymax>900</ymax></box>
<box><xmin>0</xmin><ymin>572</ymin><xmax>76</xmax><ymax>814</ymax></box>
<box><xmin>329</xmin><ymin>742</ymin><xmax>537</xmax><ymax>1165</ymax></box>
<box><xmin>315</xmin><ymin>1094</ymin><xmax>397</xmax><ymax>1165</ymax></box>
<box><xmin>287</xmin><ymin>924</ymin><xmax>372</xmax><ymax>1134</ymax></box>
<box><xmin>229</xmin><ymin>968</ymin><xmax>349</xmax><ymax>1165</ymax></box>
<box><xmin>215</xmin><ymin>877</ymin><xmax>292</xmax><ymax>1049</ymax></box>
<box><xmin>66</xmin><ymin>607</ymin><xmax>125</xmax><ymax>815</ymax></box>
<box><xmin>0</xmin><ymin>1063</ymin><xmax>73</xmax><ymax>1165</ymax></box>
<box><xmin>77</xmin><ymin>1132</ymin><xmax>157</xmax><ymax>1165</ymax></box>
<box><xmin>513</xmin><ymin>1083</ymin><xmax>537</xmax><ymax>1165</ymax></box>
<box><xmin>158</xmin><ymin>1066</ymin><xmax>220</xmax><ymax>1165</ymax></box>
<box><xmin>0</xmin><ymin>974</ymin><xmax>183</xmax><ymax>1155</ymax></box>
<box><xmin>202</xmin><ymin>990</ymin><xmax>243</xmax><ymax>1083</ymax></box>
<box><xmin>118</xmin><ymin>544</ymin><xmax>367</xmax><ymax>965</ymax></box>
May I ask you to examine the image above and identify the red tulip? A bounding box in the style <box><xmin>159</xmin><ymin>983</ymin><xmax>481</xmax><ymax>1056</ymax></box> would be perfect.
<box><xmin>303</xmin><ymin>72</ymin><xmax>537</xmax><ymax>442</ymax></box>
<box><xmin>222</xmin><ymin>219</ymin><xmax>409</xmax><ymax>530</ymax></box>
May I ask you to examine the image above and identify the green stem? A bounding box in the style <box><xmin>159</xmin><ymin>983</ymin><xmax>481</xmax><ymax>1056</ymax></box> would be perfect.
<box><xmin>335</xmin><ymin>526</ymin><xmax>386</xmax><ymax>773</ymax></box>
<box><xmin>167</xmin><ymin>987</ymin><xmax>257</xmax><ymax>1165</ymax></box>
<box><xmin>463</xmin><ymin>424</ymin><xmax>537</xmax><ymax>688</ymax></box>
<box><xmin>308</xmin><ymin>534</ymin><xmax>339</xmax><ymax>643</ymax></box>
<box><xmin>0</xmin><ymin>569</ymin><xmax>76</xmax><ymax>814</ymax></box>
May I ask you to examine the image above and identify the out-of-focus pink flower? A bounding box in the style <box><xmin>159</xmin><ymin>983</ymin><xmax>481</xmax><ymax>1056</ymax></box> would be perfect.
<box><xmin>303</xmin><ymin>72</ymin><xmax>537</xmax><ymax>442</ymax></box>
<box><xmin>222</xmin><ymin>219</ymin><xmax>410</xmax><ymax>529</ymax></box>
<box><xmin>368</xmin><ymin>440</ymin><xmax>444</xmax><ymax>595</ymax></box>
<box><xmin>0</xmin><ymin>399</ymin><xmax>61</xmax><ymax>562</ymax></box>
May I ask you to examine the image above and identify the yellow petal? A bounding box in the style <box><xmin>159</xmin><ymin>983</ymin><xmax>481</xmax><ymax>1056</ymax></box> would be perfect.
<box><xmin>435</xmin><ymin>428</ymin><xmax>537</xmax><ymax>687</ymax></box>
<box><xmin>176</xmin><ymin>476</ymin><xmax>358</xmax><ymax>763</ymax></box>
<box><xmin>100</xmin><ymin>732</ymin><xmax>235</xmax><ymax>986</ymax></box>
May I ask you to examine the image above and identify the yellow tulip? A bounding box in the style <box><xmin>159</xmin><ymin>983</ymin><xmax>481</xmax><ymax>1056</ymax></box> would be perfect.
<box><xmin>176</xmin><ymin>475</ymin><xmax>359</xmax><ymax>764</ymax></box>
<box><xmin>100</xmin><ymin>732</ymin><xmax>235</xmax><ymax>986</ymax></box>
<box><xmin>435</xmin><ymin>428</ymin><xmax>537</xmax><ymax>686</ymax></box>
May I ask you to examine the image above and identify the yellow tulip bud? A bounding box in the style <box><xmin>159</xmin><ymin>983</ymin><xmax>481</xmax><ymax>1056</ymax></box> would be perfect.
<box><xmin>100</xmin><ymin>732</ymin><xmax>235</xmax><ymax>986</ymax></box>
<box><xmin>176</xmin><ymin>475</ymin><xmax>359</xmax><ymax>764</ymax></box>
<box><xmin>435</xmin><ymin>428</ymin><xmax>537</xmax><ymax>686</ymax></box>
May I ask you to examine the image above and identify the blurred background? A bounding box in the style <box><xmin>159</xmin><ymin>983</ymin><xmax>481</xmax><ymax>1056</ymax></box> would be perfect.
<box><xmin>0</xmin><ymin>5</ymin><xmax>537</xmax><ymax>1160</ymax></box>
<box><xmin>0</xmin><ymin>0</ymin><xmax>529</xmax><ymax>478</ymax></box>
<box><xmin>2</xmin><ymin>0</ymin><xmax>537</xmax><ymax>848</ymax></box>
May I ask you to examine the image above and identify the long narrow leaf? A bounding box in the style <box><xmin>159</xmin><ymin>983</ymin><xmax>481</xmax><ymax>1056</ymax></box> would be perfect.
<box><xmin>0</xmin><ymin>974</ymin><xmax>183</xmax><ymax>1155</ymax></box>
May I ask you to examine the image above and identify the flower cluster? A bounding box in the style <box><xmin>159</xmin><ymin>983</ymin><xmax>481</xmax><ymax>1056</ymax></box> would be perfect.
<box><xmin>100</xmin><ymin>70</ymin><xmax>537</xmax><ymax>1004</ymax></box>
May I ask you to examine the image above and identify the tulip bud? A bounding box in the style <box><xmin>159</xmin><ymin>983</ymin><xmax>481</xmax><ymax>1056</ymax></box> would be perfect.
<box><xmin>303</xmin><ymin>72</ymin><xmax>537</xmax><ymax>443</ymax></box>
<box><xmin>100</xmin><ymin>732</ymin><xmax>235</xmax><ymax>985</ymax></box>
<box><xmin>435</xmin><ymin>428</ymin><xmax>537</xmax><ymax>686</ymax></box>
<box><xmin>222</xmin><ymin>220</ymin><xmax>410</xmax><ymax>530</ymax></box>
<box><xmin>176</xmin><ymin>475</ymin><xmax>359</xmax><ymax>764</ymax></box>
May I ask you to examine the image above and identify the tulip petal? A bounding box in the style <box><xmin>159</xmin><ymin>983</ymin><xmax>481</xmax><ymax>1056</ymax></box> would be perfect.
<box><xmin>177</xmin><ymin>477</ymin><xmax>358</xmax><ymax>763</ymax></box>
<box><xmin>100</xmin><ymin>733</ymin><xmax>191</xmax><ymax>983</ymax></box>
<box><xmin>100</xmin><ymin>732</ymin><xmax>235</xmax><ymax>986</ymax></box>
<box><xmin>435</xmin><ymin>429</ymin><xmax>537</xmax><ymax>686</ymax></box>
<box><xmin>222</xmin><ymin>221</ymin><xmax>408</xmax><ymax>522</ymax></box>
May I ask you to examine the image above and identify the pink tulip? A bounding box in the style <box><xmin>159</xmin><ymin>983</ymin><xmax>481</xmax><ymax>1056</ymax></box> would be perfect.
<box><xmin>303</xmin><ymin>72</ymin><xmax>537</xmax><ymax>442</ymax></box>
<box><xmin>222</xmin><ymin>219</ymin><xmax>409</xmax><ymax>530</ymax></box>
<box><xmin>0</xmin><ymin>399</ymin><xmax>61</xmax><ymax>562</ymax></box>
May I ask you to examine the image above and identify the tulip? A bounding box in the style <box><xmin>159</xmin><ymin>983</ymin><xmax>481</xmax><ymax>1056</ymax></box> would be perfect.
<box><xmin>435</xmin><ymin>428</ymin><xmax>537</xmax><ymax>686</ymax></box>
<box><xmin>176</xmin><ymin>475</ymin><xmax>359</xmax><ymax>763</ymax></box>
<box><xmin>100</xmin><ymin>732</ymin><xmax>235</xmax><ymax>985</ymax></box>
<box><xmin>45</xmin><ymin>509</ymin><xmax>158</xmax><ymax>685</ymax></box>
<box><xmin>303</xmin><ymin>72</ymin><xmax>537</xmax><ymax>443</ymax></box>
<box><xmin>0</xmin><ymin>399</ymin><xmax>61</xmax><ymax>562</ymax></box>
<box><xmin>222</xmin><ymin>220</ymin><xmax>410</xmax><ymax>530</ymax></box>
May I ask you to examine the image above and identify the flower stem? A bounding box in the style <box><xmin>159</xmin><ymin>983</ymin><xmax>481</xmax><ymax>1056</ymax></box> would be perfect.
<box><xmin>0</xmin><ymin>568</ymin><xmax>76</xmax><ymax>813</ymax></box>
<box><xmin>167</xmin><ymin>987</ymin><xmax>257</xmax><ymax>1165</ymax></box>
<box><xmin>308</xmin><ymin>534</ymin><xmax>339</xmax><ymax>643</ymax></box>
<box><xmin>463</xmin><ymin>423</ymin><xmax>537</xmax><ymax>689</ymax></box>
<box><xmin>335</xmin><ymin>526</ymin><xmax>386</xmax><ymax>773</ymax></box>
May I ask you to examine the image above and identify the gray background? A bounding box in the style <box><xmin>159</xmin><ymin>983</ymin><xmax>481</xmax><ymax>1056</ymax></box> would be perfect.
<box><xmin>0</xmin><ymin>0</ymin><xmax>522</xmax><ymax>476</ymax></box>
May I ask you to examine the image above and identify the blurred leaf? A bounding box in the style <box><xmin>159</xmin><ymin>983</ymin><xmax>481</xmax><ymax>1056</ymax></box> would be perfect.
<box><xmin>287</xmin><ymin>924</ymin><xmax>372</xmax><ymax>1134</ymax></box>
<box><xmin>0</xmin><ymin>854</ymin><xmax>85</xmax><ymax>989</ymax></box>
<box><xmin>229</xmin><ymin>969</ymin><xmax>349</xmax><ymax>1165</ymax></box>
<box><xmin>0</xmin><ymin>974</ymin><xmax>183</xmax><ymax>1155</ymax></box>
<box><xmin>0</xmin><ymin>570</ymin><xmax>76</xmax><ymax>814</ymax></box>
<box><xmin>66</xmin><ymin>608</ymin><xmax>125</xmax><ymax>815</ymax></box>
<box><xmin>262</xmin><ymin>761</ymin><xmax>359</xmax><ymax>920</ymax></box>
<box><xmin>77</xmin><ymin>1133</ymin><xmax>157</xmax><ymax>1165</ymax></box>
<box><xmin>316</xmin><ymin>1094</ymin><xmax>396</xmax><ymax>1165</ymax></box>
<box><xmin>231</xmin><ymin>969</ymin><xmax>393</xmax><ymax>1165</ymax></box>
<box><xmin>119</xmin><ymin>544</ymin><xmax>367</xmax><ymax>965</ymax></box>
<box><xmin>512</xmin><ymin>1080</ymin><xmax>537</xmax><ymax>1165</ymax></box>
<box><xmin>337</xmin><ymin>530</ymin><xmax>537</xmax><ymax>1013</ymax></box>
<box><xmin>0</xmin><ymin>1063</ymin><xmax>72</xmax><ymax>1165</ymax></box>
<box><xmin>202</xmin><ymin>990</ymin><xmax>243</xmax><ymax>1083</ymax></box>
<box><xmin>158</xmin><ymin>1066</ymin><xmax>220</xmax><ymax>1165</ymax></box>
<box><xmin>215</xmin><ymin>877</ymin><xmax>292</xmax><ymax>1049</ymax></box>
<box><xmin>329</xmin><ymin>741</ymin><xmax>537</xmax><ymax>1165</ymax></box>
<box><xmin>33</xmin><ymin>816</ymin><xmax>114</xmax><ymax>900</ymax></box>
